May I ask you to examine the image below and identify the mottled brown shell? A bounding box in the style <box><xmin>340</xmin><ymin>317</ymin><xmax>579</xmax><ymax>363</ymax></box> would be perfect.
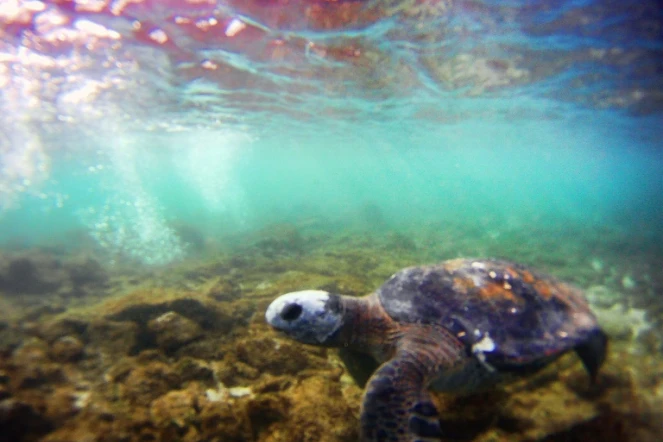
<box><xmin>377</xmin><ymin>258</ymin><xmax>600</xmax><ymax>367</ymax></box>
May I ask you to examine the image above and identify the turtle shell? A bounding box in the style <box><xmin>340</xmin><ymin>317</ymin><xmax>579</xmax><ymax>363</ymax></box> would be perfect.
<box><xmin>377</xmin><ymin>258</ymin><xmax>600</xmax><ymax>369</ymax></box>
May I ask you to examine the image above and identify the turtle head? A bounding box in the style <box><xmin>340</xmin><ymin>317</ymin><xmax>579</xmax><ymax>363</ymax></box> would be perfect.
<box><xmin>265</xmin><ymin>290</ymin><xmax>346</xmax><ymax>346</ymax></box>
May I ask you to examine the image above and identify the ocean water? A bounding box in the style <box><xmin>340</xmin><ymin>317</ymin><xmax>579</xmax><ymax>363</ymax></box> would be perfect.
<box><xmin>1</xmin><ymin>0</ymin><xmax>661</xmax><ymax>266</ymax></box>
<box><xmin>0</xmin><ymin>0</ymin><xmax>662</xmax><ymax>441</ymax></box>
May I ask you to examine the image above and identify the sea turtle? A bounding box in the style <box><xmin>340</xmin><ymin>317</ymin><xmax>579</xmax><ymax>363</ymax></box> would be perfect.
<box><xmin>265</xmin><ymin>258</ymin><xmax>608</xmax><ymax>442</ymax></box>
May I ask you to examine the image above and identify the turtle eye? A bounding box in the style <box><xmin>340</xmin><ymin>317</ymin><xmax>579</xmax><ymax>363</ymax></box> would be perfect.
<box><xmin>281</xmin><ymin>303</ymin><xmax>303</xmax><ymax>321</ymax></box>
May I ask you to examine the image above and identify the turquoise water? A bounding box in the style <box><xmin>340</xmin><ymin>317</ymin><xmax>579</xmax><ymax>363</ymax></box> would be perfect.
<box><xmin>1</xmin><ymin>108</ymin><xmax>660</xmax><ymax>266</ymax></box>
<box><xmin>0</xmin><ymin>0</ymin><xmax>661</xmax><ymax>265</ymax></box>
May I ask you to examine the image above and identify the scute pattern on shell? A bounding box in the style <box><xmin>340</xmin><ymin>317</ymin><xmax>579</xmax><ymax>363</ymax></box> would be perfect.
<box><xmin>377</xmin><ymin>258</ymin><xmax>600</xmax><ymax>367</ymax></box>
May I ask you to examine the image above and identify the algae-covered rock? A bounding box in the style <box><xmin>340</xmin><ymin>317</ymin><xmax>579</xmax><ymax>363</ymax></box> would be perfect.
<box><xmin>120</xmin><ymin>360</ymin><xmax>181</xmax><ymax>407</ymax></box>
<box><xmin>260</xmin><ymin>373</ymin><xmax>358</xmax><ymax>442</ymax></box>
<box><xmin>233</xmin><ymin>334</ymin><xmax>327</xmax><ymax>377</ymax></box>
<box><xmin>21</xmin><ymin>304</ymin><xmax>66</xmax><ymax>322</ymax></box>
<box><xmin>150</xmin><ymin>388</ymin><xmax>199</xmax><ymax>429</ymax></box>
<box><xmin>37</xmin><ymin>318</ymin><xmax>88</xmax><ymax>344</ymax></box>
<box><xmin>0</xmin><ymin>398</ymin><xmax>54</xmax><ymax>441</ymax></box>
<box><xmin>103</xmin><ymin>289</ymin><xmax>236</xmax><ymax>332</ymax></box>
<box><xmin>494</xmin><ymin>375</ymin><xmax>599</xmax><ymax>440</ymax></box>
<box><xmin>317</xmin><ymin>275</ymin><xmax>371</xmax><ymax>297</ymax></box>
<box><xmin>198</xmin><ymin>396</ymin><xmax>254</xmax><ymax>441</ymax></box>
<box><xmin>251</xmin><ymin>271</ymin><xmax>338</xmax><ymax>299</ymax></box>
<box><xmin>252</xmin><ymin>224</ymin><xmax>306</xmax><ymax>258</ymax></box>
<box><xmin>13</xmin><ymin>364</ymin><xmax>65</xmax><ymax>390</ymax></box>
<box><xmin>174</xmin><ymin>357</ymin><xmax>216</xmax><ymax>385</ymax></box>
<box><xmin>11</xmin><ymin>337</ymin><xmax>50</xmax><ymax>366</ymax></box>
<box><xmin>148</xmin><ymin>311</ymin><xmax>204</xmax><ymax>352</ymax></box>
<box><xmin>201</xmin><ymin>276</ymin><xmax>242</xmax><ymax>301</ymax></box>
<box><xmin>44</xmin><ymin>386</ymin><xmax>85</xmax><ymax>422</ymax></box>
<box><xmin>86</xmin><ymin>318</ymin><xmax>139</xmax><ymax>356</ymax></box>
<box><xmin>49</xmin><ymin>336</ymin><xmax>85</xmax><ymax>363</ymax></box>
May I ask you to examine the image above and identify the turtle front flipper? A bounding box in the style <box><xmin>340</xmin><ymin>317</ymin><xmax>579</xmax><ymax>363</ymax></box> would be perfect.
<box><xmin>360</xmin><ymin>326</ymin><xmax>466</xmax><ymax>442</ymax></box>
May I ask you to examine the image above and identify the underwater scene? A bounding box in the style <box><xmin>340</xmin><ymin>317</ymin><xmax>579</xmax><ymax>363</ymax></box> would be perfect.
<box><xmin>1</xmin><ymin>0</ymin><xmax>662</xmax><ymax>441</ymax></box>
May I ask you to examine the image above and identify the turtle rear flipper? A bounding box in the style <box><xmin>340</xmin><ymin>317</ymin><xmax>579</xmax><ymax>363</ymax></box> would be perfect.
<box><xmin>360</xmin><ymin>326</ymin><xmax>465</xmax><ymax>442</ymax></box>
<box><xmin>574</xmin><ymin>328</ymin><xmax>608</xmax><ymax>382</ymax></box>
